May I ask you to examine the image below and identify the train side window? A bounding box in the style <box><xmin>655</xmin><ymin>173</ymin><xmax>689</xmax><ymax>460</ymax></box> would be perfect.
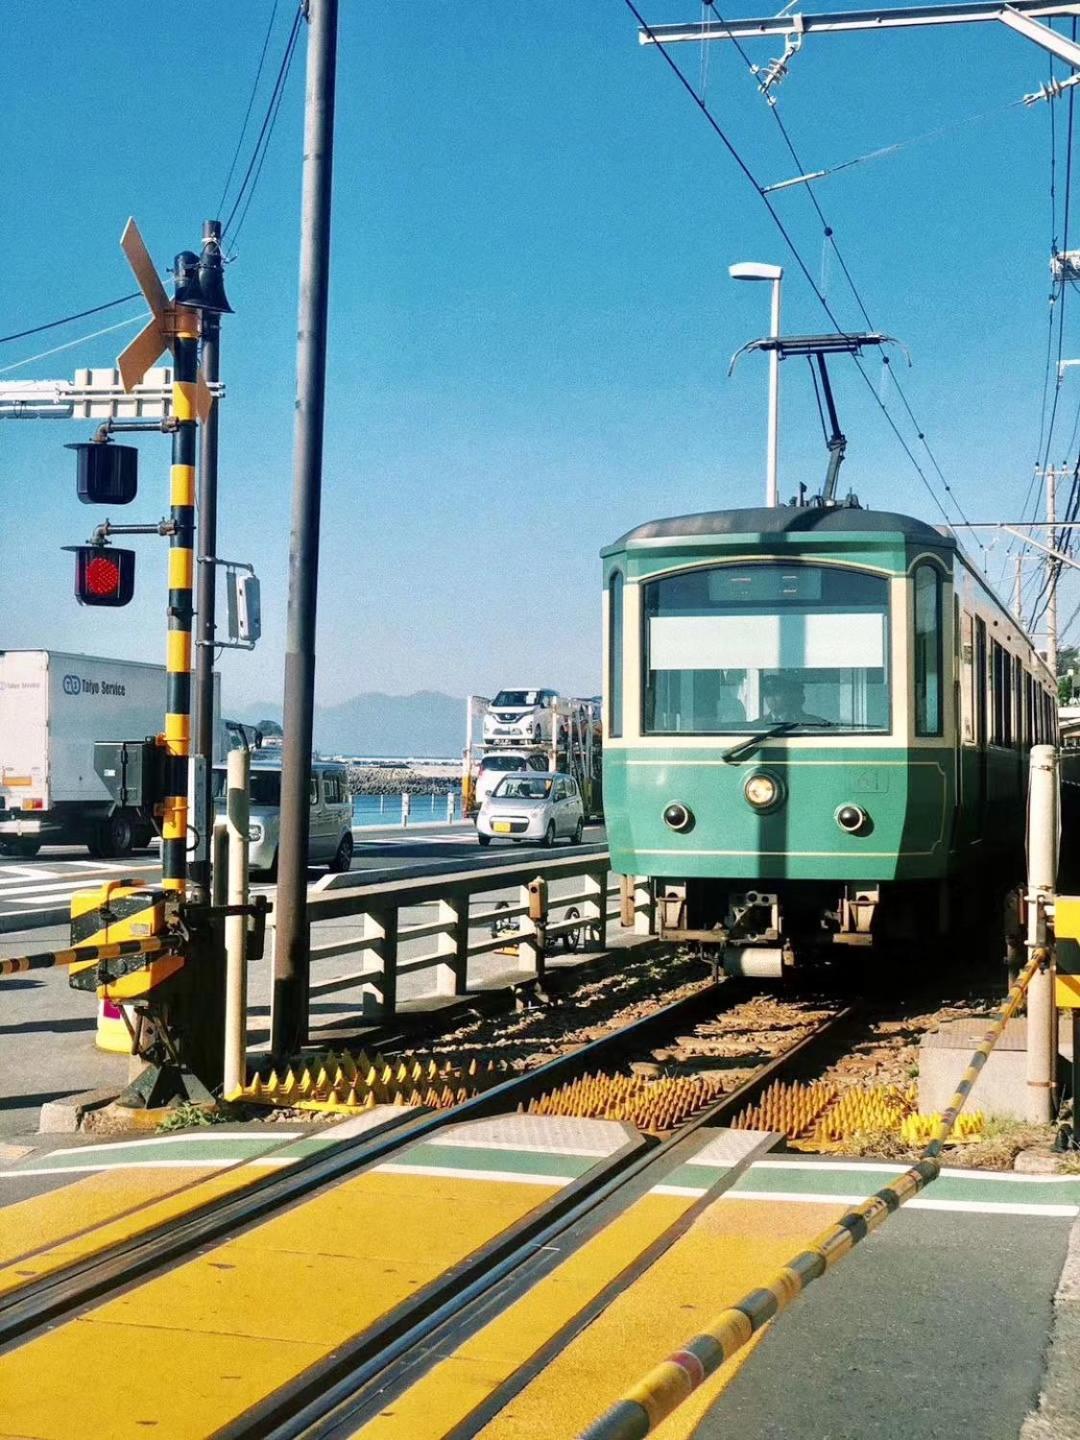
<box><xmin>608</xmin><ymin>571</ymin><xmax>623</xmax><ymax>738</ymax></box>
<box><xmin>974</xmin><ymin>617</ymin><xmax>987</xmax><ymax>746</ymax></box>
<box><xmin>913</xmin><ymin>564</ymin><xmax>943</xmax><ymax>736</ymax></box>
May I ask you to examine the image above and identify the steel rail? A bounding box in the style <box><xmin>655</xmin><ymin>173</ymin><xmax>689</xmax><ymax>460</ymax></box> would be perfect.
<box><xmin>0</xmin><ymin>975</ymin><xmax>733</xmax><ymax>1349</ymax></box>
<box><xmin>582</xmin><ymin>951</ymin><xmax>1045</xmax><ymax>1440</ymax></box>
<box><xmin>223</xmin><ymin>1007</ymin><xmax>856</xmax><ymax>1440</ymax></box>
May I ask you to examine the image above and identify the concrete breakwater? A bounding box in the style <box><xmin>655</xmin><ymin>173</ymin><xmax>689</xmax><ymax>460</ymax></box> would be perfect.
<box><xmin>345</xmin><ymin>765</ymin><xmax>457</xmax><ymax>797</ymax></box>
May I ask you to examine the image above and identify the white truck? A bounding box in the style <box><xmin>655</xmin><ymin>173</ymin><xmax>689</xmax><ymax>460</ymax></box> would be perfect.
<box><xmin>0</xmin><ymin>649</ymin><xmax>220</xmax><ymax>858</ymax></box>
<box><xmin>462</xmin><ymin>692</ymin><xmax>603</xmax><ymax>820</ymax></box>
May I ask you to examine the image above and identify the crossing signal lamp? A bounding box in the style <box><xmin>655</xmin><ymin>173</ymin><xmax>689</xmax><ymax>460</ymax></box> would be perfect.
<box><xmin>67</xmin><ymin>440</ymin><xmax>138</xmax><ymax>504</ymax></box>
<box><xmin>67</xmin><ymin>544</ymin><xmax>136</xmax><ymax>607</ymax></box>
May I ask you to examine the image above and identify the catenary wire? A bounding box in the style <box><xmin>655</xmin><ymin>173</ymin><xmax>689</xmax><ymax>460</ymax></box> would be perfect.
<box><xmin>216</xmin><ymin>0</ymin><xmax>282</xmax><ymax>221</ymax></box>
<box><xmin>625</xmin><ymin>0</ymin><xmax>965</xmax><ymax>534</ymax></box>
<box><xmin>0</xmin><ymin>293</ymin><xmax>142</xmax><ymax>347</ymax></box>
<box><xmin>700</xmin><ymin>0</ymin><xmax>981</xmax><ymax>545</ymax></box>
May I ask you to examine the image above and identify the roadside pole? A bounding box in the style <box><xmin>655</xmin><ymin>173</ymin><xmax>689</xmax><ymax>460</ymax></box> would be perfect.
<box><xmin>272</xmin><ymin>0</ymin><xmax>340</xmax><ymax>1058</ymax></box>
<box><xmin>191</xmin><ymin>220</ymin><xmax>223</xmax><ymax>904</ymax></box>
<box><xmin>1025</xmin><ymin>744</ymin><xmax>1058</xmax><ymax>1123</ymax></box>
<box><xmin>224</xmin><ymin>747</ymin><xmax>250</xmax><ymax>1097</ymax></box>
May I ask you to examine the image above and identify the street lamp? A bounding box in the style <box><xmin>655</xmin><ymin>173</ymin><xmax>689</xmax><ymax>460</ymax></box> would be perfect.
<box><xmin>729</xmin><ymin>261</ymin><xmax>783</xmax><ymax>507</ymax></box>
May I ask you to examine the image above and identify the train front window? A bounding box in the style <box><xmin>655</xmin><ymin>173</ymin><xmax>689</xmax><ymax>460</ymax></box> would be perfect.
<box><xmin>643</xmin><ymin>563</ymin><xmax>890</xmax><ymax>734</ymax></box>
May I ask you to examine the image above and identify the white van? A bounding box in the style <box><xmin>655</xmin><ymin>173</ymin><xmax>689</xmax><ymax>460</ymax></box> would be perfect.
<box><xmin>213</xmin><ymin>761</ymin><xmax>354</xmax><ymax>877</ymax></box>
<box><xmin>483</xmin><ymin>689</ymin><xmax>559</xmax><ymax>746</ymax></box>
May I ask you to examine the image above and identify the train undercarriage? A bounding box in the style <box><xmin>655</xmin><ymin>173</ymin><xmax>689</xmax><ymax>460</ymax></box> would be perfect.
<box><xmin>655</xmin><ymin>872</ymin><xmax>1022</xmax><ymax>977</ymax></box>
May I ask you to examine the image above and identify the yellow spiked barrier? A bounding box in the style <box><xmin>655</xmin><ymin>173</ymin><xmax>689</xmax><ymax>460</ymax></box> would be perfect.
<box><xmin>228</xmin><ymin>1047</ymin><xmax>511</xmax><ymax>1113</ymax></box>
<box><xmin>527</xmin><ymin>1071</ymin><xmax>727</xmax><ymax>1134</ymax></box>
<box><xmin>580</xmin><ymin>949</ymin><xmax>1045</xmax><ymax>1440</ymax></box>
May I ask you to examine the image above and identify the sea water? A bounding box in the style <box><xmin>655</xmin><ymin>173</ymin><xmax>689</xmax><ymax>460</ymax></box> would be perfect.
<box><xmin>352</xmin><ymin>791</ymin><xmax>462</xmax><ymax>827</ymax></box>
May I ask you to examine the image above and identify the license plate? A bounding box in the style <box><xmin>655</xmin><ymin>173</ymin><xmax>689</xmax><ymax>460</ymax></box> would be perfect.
<box><xmin>492</xmin><ymin>821</ymin><xmax>511</xmax><ymax>833</ymax></box>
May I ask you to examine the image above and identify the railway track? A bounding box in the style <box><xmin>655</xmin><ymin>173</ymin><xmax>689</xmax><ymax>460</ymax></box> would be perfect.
<box><xmin>1</xmin><ymin>982</ymin><xmax>857</xmax><ymax>1440</ymax></box>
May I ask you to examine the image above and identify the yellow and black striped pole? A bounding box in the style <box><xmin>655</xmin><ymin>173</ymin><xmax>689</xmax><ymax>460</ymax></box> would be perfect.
<box><xmin>162</xmin><ymin>304</ymin><xmax>200</xmax><ymax>896</ymax></box>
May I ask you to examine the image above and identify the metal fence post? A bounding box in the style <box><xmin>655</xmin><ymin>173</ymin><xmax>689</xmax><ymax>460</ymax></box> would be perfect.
<box><xmin>517</xmin><ymin>879</ymin><xmax>547</xmax><ymax>979</ymax></box>
<box><xmin>363</xmin><ymin>906</ymin><xmax>398</xmax><ymax>1016</ymax></box>
<box><xmin>435</xmin><ymin>892</ymin><xmax>469</xmax><ymax>995</ymax></box>
<box><xmin>585</xmin><ymin>867</ymin><xmax>608</xmax><ymax>950</ymax></box>
<box><xmin>634</xmin><ymin>876</ymin><xmax>655</xmax><ymax>936</ymax></box>
<box><xmin>619</xmin><ymin>874</ymin><xmax>635</xmax><ymax>928</ymax></box>
<box><xmin>446</xmin><ymin>791</ymin><xmax>455</xmax><ymax>823</ymax></box>
<box><xmin>401</xmin><ymin>792</ymin><xmax>411</xmax><ymax>829</ymax></box>
<box><xmin>1026</xmin><ymin>743</ymin><xmax>1058</xmax><ymax>1123</ymax></box>
<box><xmin>223</xmin><ymin>748</ymin><xmax>250</xmax><ymax>1097</ymax></box>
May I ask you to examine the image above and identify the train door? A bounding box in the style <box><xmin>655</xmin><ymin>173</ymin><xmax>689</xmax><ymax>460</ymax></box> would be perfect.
<box><xmin>974</xmin><ymin>616</ymin><xmax>988</xmax><ymax>830</ymax></box>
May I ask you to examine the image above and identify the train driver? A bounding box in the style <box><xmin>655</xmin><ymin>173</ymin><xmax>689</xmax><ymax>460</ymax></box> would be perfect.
<box><xmin>757</xmin><ymin>674</ymin><xmax>826</xmax><ymax>725</ymax></box>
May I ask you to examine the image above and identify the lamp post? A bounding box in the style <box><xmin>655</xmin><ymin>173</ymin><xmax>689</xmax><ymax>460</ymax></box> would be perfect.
<box><xmin>729</xmin><ymin>261</ymin><xmax>783</xmax><ymax>507</ymax></box>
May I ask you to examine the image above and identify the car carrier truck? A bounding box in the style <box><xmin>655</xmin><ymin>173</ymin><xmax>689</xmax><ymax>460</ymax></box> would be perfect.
<box><xmin>0</xmin><ymin>649</ymin><xmax>220</xmax><ymax>858</ymax></box>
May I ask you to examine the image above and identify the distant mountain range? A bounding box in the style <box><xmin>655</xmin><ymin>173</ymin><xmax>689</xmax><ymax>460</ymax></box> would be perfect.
<box><xmin>229</xmin><ymin>689</ymin><xmax>463</xmax><ymax>758</ymax></box>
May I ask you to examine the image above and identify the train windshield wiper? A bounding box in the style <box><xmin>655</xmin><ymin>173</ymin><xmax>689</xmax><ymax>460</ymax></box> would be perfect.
<box><xmin>721</xmin><ymin>718</ymin><xmax>883</xmax><ymax>762</ymax></box>
<box><xmin>721</xmin><ymin>721</ymin><xmax>800</xmax><ymax>763</ymax></box>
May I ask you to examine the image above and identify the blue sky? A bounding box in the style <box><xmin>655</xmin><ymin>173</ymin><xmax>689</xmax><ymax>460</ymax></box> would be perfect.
<box><xmin>2</xmin><ymin>1</ymin><xmax>1077</xmax><ymax>708</ymax></box>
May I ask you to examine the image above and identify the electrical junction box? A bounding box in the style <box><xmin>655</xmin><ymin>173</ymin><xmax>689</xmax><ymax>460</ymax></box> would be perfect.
<box><xmin>227</xmin><ymin>571</ymin><xmax>261</xmax><ymax>645</ymax></box>
<box><xmin>94</xmin><ymin>739</ymin><xmax>164</xmax><ymax>809</ymax></box>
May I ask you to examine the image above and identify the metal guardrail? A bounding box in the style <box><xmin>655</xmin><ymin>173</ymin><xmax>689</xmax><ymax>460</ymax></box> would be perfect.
<box><xmin>271</xmin><ymin>851</ymin><xmax>655</xmax><ymax>1025</ymax></box>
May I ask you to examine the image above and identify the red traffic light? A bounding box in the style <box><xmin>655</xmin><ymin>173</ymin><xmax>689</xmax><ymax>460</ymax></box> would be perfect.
<box><xmin>68</xmin><ymin>546</ymin><xmax>136</xmax><ymax>607</ymax></box>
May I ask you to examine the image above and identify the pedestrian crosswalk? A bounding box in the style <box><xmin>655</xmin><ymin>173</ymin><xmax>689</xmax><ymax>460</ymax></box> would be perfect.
<box><xmin>0</xmin><ymin>859</ymin><xmax>160</xmax><ymax>928</ymax></box>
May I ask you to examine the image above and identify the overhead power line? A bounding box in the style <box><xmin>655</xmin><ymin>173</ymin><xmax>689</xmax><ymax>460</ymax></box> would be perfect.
<box><xmin>0</xmin><ymin>292</ymin><xmax>142</xmax><ymax>347</ymax></box>
<box><xmin>216</xmin><ymin>0</ymin><xmax>282</xmax><ymax>222</ymax></box>
<box><xmin>222</xmin><ymin>3</ymin><xmax>304</xmax><ymax>245</ymax></box>
<box><xmin>624</xmin><ymin>0</ymin><xmax>966</xmax><ymax>535</ymax></box>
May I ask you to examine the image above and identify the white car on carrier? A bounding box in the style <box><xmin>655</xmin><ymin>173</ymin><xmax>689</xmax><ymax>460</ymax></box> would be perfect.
<box><xmin>483</xmin><ymin>689</ymin><xmax>559</xmax><ymax>746</ymax></box>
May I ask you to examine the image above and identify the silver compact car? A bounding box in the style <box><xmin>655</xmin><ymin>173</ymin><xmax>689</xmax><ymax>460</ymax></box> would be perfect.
<box><xmin>213</xmin><ymin>761</ymin><xmax>354</xmax><ymax>876</ymax></box>
<box><xmin>476</xmin><ymin>771</ymin><xmax>584</xmax><ymax>848</ymax></box>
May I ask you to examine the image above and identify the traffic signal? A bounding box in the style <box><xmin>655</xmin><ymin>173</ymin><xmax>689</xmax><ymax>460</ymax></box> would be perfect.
<box><xmin>70</xmin><ymin>546</ymin><xmax>136</xmax><ymax>607</ymax></box>
<box><xmin>67</xmin><ymin>441</ymin><xmax>138</xmax><ymax>504</ymax></box>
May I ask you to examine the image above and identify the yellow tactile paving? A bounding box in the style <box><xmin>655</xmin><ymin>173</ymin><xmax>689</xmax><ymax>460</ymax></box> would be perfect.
<box><xmin>475</xmin><ymin>1197</ymin><xmax>851</xmax><ymax>1440</ymax></box>
<box><xmin>0</xmin><ymin>1170</ymin><xmax>561</xmax><ymax>1440</ymax></box>
<box><xmin>0</xmin><ymin>1166</ymin><xmax>259</xmax><ymax>1296</ymax></box>
<box><xmin>355</xmin><ymin>1192</ymin><xmax>694</xmax><ymax>1440</ymax></box>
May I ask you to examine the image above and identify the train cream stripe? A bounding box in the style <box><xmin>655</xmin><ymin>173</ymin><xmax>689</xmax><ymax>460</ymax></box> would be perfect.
<box><xmin>622</xmin><ymin>759</ymin><xmax>946</xmax><ymax>768</ymax></box>
<box><xmin>632</xmin><ymin>847</ymin><xmax>942</xmax><ymax>859</ymax></box>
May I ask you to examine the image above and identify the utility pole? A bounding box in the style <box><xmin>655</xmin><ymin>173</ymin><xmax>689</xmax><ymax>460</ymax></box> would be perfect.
<box><xmin>1015</xmin><ymin>554</ymin><xmax>1024</xmax><ymax>621</ymax></box>
<box><xmin>272</xmin><ymin>0</ymin><xmax>340</xmax><ymax>1059</ymax></box>
<box><xmin>191</xmin><ymin>219</ymin><xmax>223</xmax><ymax>905</ymax></box>
<box><xmin>1047</xmin><ymin>466</ymin><xmax>1059</xmax><ymax>677</ymax></box>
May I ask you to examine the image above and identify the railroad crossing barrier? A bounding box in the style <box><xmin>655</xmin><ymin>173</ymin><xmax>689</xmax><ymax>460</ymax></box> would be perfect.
<box><xmin>275</xmin><ymin>851</ymin><xmax>649</xmax><ymax>1036</ymax></box>
<box><xmin>0</xmin><ymin>934</ymin><xmax>173</xmax><ymax>978</ymax></box>
<box><xmin>581</xmin><ymin>946</ymin><xmax>1047</xmax><ymax>1440</ymax></box>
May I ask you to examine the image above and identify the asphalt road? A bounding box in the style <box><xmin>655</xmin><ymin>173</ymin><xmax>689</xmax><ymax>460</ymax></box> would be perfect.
<box><xmin>0</xmin><ymin>820</ymin><xmax>607</xmax><ymax>932</ymax></box>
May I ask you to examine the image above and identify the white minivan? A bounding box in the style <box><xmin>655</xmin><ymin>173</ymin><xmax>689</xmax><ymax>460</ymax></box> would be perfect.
<box><xmin>213</xmin><ymin>761</ymin><xmax>354</xmax><ymax>877</ymax></box>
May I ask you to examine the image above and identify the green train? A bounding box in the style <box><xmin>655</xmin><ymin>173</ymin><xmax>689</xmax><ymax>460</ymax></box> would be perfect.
<box><xmin>601</xmin><ymin>504</ymin><xmax>1058</xmax><ymax>974</ymax></box>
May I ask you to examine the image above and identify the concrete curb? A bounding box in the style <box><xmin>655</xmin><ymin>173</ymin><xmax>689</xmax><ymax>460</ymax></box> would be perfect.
<box><xmin>0</xmin><ymin>905</ymin><xmax>68</xmax><ymax>935</ymax></box>
<box><xmin>1021</xmin><ymin>1214</ymin><xmax>1080</xmax><ymax>1440</ymax></box>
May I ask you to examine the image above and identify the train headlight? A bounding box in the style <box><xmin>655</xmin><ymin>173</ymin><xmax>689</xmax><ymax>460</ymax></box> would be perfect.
<box><xmin>835</xmin><ymin>804</ymin><xmax>869</xmax><ymax>834</ymax></box>
<box><xmin>662</xmin><ymin>802</ymin><xmax>694</xmax><ymax>832</ymax></box>
<box><xmin>743</xmin><ymin>772</ymin><xmax>784</xmax><ymax>811</ymax></box>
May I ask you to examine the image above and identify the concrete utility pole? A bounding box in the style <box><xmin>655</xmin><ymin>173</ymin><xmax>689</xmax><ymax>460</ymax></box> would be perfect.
<box><xmin>191</xmin><ymin>219</ymin><xmax>223</xmax><ymax>905</ymax></box>
<box><xmin>273</xmin><ymin>0</ymin><xmax>340</xmax><ymax>1059</ymax></box>
<box><xmin>1047</xmin><ymin>466</ymin><xmax>1059</xmax><ymax>677</ymax></box>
